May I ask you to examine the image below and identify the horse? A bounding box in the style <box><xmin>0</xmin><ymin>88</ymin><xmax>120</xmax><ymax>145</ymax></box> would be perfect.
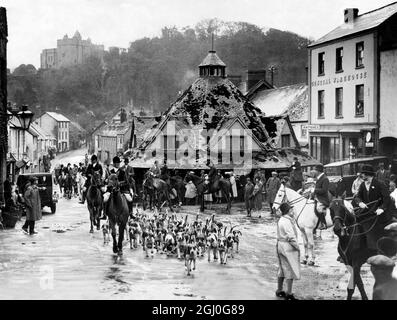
<box><xmin>272</xmin><ymin>183</ymin><xmax>352</xmax><ymax>265</ymax></box>
<box><xmin>106</xmin><ymin>174</ymin><xmax>130</xmax><ymax>256</ymax></box>
<box><xmin>329</xmin><ymin>198</ymin><xmax>381</xmax><ymax>300</ymax></box>
<box><xmin>143</xmin><ymin>171</ymin><xmax>174</xmax><ymax>212</ymax></box>
<box><xmin>186</xmin><ymin>173</ymin><xmax>231</xmax><ymax>214</ymax></box>
<box><xmin>86</xmin><ymin>171</ymin><xmax>103</xmax><ymax>233</ymax></box>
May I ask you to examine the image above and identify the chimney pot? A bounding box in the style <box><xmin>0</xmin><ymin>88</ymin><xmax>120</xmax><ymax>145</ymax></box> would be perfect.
<box><xmin>344</xmin><ymin>8</ymin><xmax>359</xmax><ymax>24</ymax></box>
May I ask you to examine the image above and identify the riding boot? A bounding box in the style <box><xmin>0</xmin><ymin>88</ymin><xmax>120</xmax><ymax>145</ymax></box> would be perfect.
<box><xmin>319</xmin><ymin>213</ymin><xmax>327</xmax><ymax>230</ymax></box>
<box><xmin>100</xmin><ymin>203</ymin><xmax>107</xmax><ymax>220</ymax></box>
<box><xmin>29</xmin><ymin>221</ymin><xmax>37</xmax><ymax>235</ymax></box>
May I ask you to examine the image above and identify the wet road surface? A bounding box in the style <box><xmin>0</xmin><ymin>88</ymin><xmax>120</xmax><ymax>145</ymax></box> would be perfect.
<box><xmin>0</xmin><ymin>195</ymin><xmax>375</xmax><ymax>300</ymax></box>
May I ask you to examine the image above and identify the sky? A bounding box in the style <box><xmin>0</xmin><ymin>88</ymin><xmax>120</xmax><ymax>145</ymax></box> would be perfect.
<box><xmin>0</xmin><ymin>0</ymin><xmax>395</xmax><ymax>69</ymax></box>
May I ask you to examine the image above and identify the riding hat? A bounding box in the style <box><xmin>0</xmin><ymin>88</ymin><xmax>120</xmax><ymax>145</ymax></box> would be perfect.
<box><xmin>91</xmin><ymin>155</ymin><xmax>97</xmax><ymax>161</ymax></box>
<box><xmin>361</xmin><ymin>164</ymin><xmax>375</xmax><ymax>176</ymax></box>
<box><xmin>113</xmin><ymin>156</ymin><xmax>121</xmax><ymax>164</ymax></box>
<box><xmin>279</xmin><ymin>202</ymin><xmax>293</xmax><ymax>215</ymax></box>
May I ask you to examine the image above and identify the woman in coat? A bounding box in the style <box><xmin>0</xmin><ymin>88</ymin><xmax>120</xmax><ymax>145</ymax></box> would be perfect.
<box><xmin>266</xmin><ymin>172</ymin><xmax>281</xmax><ymax>215</ymax></box>
<box><xmin>229</xmin><ymin>172</ymin><xmax>238</xmax><ymax>200</ymax></box>
<box><xmin>253</xmin><ymin>177</ymin><xmax>263</xmax><ymax>218</ymax></box>
<box><xmin>276</xmin><ymin>202</ymin><xmax>301</xmax><ymax>300</ymax></box>
<box><xmin>22</xmin><ymin>176</ymin><xmax>42</xmax><ymax>235</ymax></box>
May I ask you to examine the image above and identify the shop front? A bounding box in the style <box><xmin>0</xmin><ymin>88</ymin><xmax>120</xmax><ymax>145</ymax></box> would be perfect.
<box><xmin>310</xmin><ymin>127</ymin><xmax>378</xmax><ymax>165</ymax></box>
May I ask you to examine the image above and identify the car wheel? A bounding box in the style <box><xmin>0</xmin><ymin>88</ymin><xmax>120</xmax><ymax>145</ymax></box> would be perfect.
<box><xmin>51</xmin><ymin>203</ymin><xmax>56</xmax><ymax>214</ymax></box>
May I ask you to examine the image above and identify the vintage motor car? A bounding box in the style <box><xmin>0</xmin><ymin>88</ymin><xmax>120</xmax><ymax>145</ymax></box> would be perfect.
<box><xmin>17</xmin><ymin>172</ymin><xmax>58</xmax><ymax>214</ymax></box>
<box><xmin>324</xmin><ymin>156</ymin><xmax>390</xmax><ymax>198</ymax></box>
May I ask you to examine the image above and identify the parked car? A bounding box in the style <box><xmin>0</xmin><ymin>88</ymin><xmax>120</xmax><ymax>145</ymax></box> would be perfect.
<box><xmin>17</xmin><ymin>172</ymin><xmax>58</xmax><ymax>214</ymax></box>
<box><xmin>324</xmin><ymin>156</ymin><xmax>389</xmax><ymax>198</ymax></box>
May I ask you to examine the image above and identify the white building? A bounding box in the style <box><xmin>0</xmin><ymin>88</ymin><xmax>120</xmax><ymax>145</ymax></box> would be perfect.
<box><xmin>308</xmin><ymin>3</ymin><xmax>397</xmax><ymax>164</ymax></box>
<box><xmin>35</xmin><ymin>112</ymin><xmax>70</xmax><ymax>152</ymax></box>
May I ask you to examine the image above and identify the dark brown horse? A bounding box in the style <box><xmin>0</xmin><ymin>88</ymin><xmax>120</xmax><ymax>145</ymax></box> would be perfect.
<box><xmin>86</xmin><ymin>171</ymin><xmax>103</xmax><ymax>233</ymax></box>
<box><xmin>142</xmin><ymin>171</ymin><xmax>155</xmax><ymax>211</ymax></box>
<box><xmin>107</xmin><ymin>174</ymin><xmax>130</xmax><ymax>255</ymax></box>
<box><xmin>143</xmin><ymin>171</ymin><xmax>174</xmax><ymax>212</ymax></box>
<box><xmin>186</xmin><ymin>173</ymin><xmax>231</xmax><ymax>214</ymax></box>
<box><xmin>330</xmin><ymin>198</ymin><xmax>382</xmax><ymax>300</ymax></box>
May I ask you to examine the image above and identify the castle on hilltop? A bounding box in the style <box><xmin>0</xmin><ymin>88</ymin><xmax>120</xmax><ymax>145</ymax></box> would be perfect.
<box><xmin>40</xmin><ymin>31</ymin><xmax>104</xmax><ymax>69</ymax></box>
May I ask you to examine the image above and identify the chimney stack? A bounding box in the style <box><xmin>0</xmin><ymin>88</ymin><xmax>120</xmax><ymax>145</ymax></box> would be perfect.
<box><xmin>246</xmin><ymin>70</ymin><xmax>267</xmax><ymax>92</ymax></box>
<box><xmin>344</xmin><ymin>8</ymin><xmax>359</xmax><ymax>24</ymax></box>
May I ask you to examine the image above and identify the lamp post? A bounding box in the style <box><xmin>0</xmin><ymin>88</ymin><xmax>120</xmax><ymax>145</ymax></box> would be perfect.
<box><xmin>17</xmin><ymin>105</ymin><xmax>34</xmax><ymax>173</ymax></box>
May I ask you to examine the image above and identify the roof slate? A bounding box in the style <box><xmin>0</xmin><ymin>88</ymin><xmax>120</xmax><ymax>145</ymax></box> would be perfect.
<box><xmin>250</xmin><ymin>83</ymin><xmax>308</xmax><ymax>122</ymax></box>
<box><xmin>309</xmin><ymin>2</ymin><xmax>397</xmax><ymax>47</ymax></box>
<box><xmin>199</xmin><ymin>51</ymin><xmax>226</xmax><ymax>67</ymax></box>
<box><xmin>45</xmin><ymin>112</ymin><xmax>71</xmax><ymax>122</ymax></box>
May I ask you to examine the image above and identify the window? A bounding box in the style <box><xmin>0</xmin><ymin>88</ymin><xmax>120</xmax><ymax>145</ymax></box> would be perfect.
<box><xmin>318</xmin><ymin>52</ymin><xmax>325</xmax><ymax>75</ymax></box>
<box><xmin>163</xmin><ymin>135</ymin><xmax>168</xmax><ymax>162</ymax></box>
<box><xmin>281</xmin><ymin>135</ymin><xmax>290</xmax><ymax>148</ymax></box>
<box><xmin>318</xmin><ymin>90</ymin><xmax>325</xmax><ymax>118</ymax></box>
<box><xmin>229</xmin><ymin>135</ymin><xmax>233</xmax><ymax>163</ymax></box>
<box><xmin>336</xmin><ymin>48</ymin><xmax>343</xmax><ymax>72</ymax></box>
<box><xmin>335</xmin><ymin>88</ymin><xmax>343</xmax><ymax>118</ymax></box>
<box><xmin>356</xmin><ymin>42</ymin><xmax>364</xmax><ymax>67</ymax></box>
<box><xmin>240</xmin><ymin>136</ymin><xmax>245</xmax><ymax>157</ymax></box>
<box><xmin>355</xmin><ymin>85</ymin><xmax>364</xmax><ymax>116</ymax></box>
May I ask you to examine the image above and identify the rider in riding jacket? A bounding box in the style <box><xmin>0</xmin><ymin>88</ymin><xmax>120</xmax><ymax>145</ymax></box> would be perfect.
<box><xmin>102</xmin><ymin>156</ymin><xmax>134</xmax><ymax>218</ymax></box>
<box><xmin>150</xmin><ymin>160</ymin><xmax>161</xmax><ymax>177</ymax></box>
<box><xmin>82</xmin><ymin>155</ymin><xmax>103</xmax><ymax>203</ymax></box>
<box><xmin>353</xmin><ymin>164</ymin><xmax>393</xmax><ymax>250</ymax></box>
<box><xmin>312</xmin><ymin>164</ymin><xmax>330</xmax><ymax>230</ymax></box>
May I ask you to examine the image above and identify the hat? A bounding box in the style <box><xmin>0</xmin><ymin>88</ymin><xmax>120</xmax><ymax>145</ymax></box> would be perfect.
<box><xmin>377</xmin><ymin>237</ymin><xmax>397</xmax><ymax>257</ymax></box>
<box><xmin>29</xmin><ymin>176</ymin><xmax>38</xmax><ymax>183</ymax></box>
<box><xmin>113</xmin><ymin>156</ymin><xmax>121</xmax><ymax>164</ymax></box>
<box><xmin>279</xmin><ymin>202</ymin><xmax>293</xmax><ymax>215</ymax></box>
<box><xmin>272</xmin><ymin>171</ymin><xmax>278</xmax><ymax>176</ymax></box>
<box><xmin>91</xmin><ymin>154</ymin><xmax>97</xmax><ymax>161</ymax></box>
<box><xmin>315</xmin><ymin>164</ymin><xmax>324</xmax><ymax>172</ymax></box>
<box><xmin>361</xmin><ymin>164</ymin><xmax>375</xmax><ymax>176</ymax></box>
<box><xmin>367</xmin><ymin>255</ymin><xmax>395</xmax><ymax>268</ymax></box>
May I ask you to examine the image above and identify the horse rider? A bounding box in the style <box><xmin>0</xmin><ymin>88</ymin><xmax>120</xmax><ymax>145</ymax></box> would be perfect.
<box><xmin>208</xmin><ymin>162</ymin><xmax>217</xmax><ymax>184</ymax></box>
<box><xmin>312</xmin><ymin>164</ymin><xmax>330</xmax><ymax>230</ymax></box>
<box><xmin>102</xmin><ymin>156</ymin><xmax>134</xmax><ymax>218</ymax></box>
<box><xmin>82</xmin><ymin>155</ymin><xmax>103</xmax><ymax>204</ymax></box>
<box><xmin>289</xmin><ymin>157</ymin><xmax>304</xmax><ymax>192</ymax></box>
<box><xmin>354</xmin><ymin>164</ymin><xmax>394</xmax><ymax>250</ymax></box>
<box><xmin>103</xmin><ymin>160</ymin><xmax>111</xmax><ymax>183</ymax></box>
<box><xmin>150</xmin><ymin>160</ymin><xmax>161</xmax><ymax>177</ymax></box>
<box><xmin>123</xmin><ymin>158</ymin><xmax>136</xmax><ymax>196</ymax></box>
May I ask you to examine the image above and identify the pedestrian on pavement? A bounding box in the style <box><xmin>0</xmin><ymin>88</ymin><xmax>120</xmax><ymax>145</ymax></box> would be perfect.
<box><xmin>244</xmin><ymin>177</ymin><xmax>255</xmax><ymax>217</ymax></box>
<box><xmin>22</xmin><ymin>176</ymin><xmax>42</xmax><ymax>235</ymax></box>
<box><xmin>266</xmin><ymin>171</ymin><xmax>281</xmax><ymax>215</ymax></box>
<box><xmin>376</xmin><ymin>162</ymin><xmax>391</xmax><ymax>186</ymax></box>
<box><xmin>228</xmin><ymin>172</ymin><xmax>238</xmax><ymax>200</ymax></box>
<box><xmin>253</xmin><ymin>177</ymin><xmax>264</xmax><ymax>218</ymax></box>
<box><xmin>276</xmin><ymin>202</ymin><xmax>301</xmax><ymax>300</ymax></box>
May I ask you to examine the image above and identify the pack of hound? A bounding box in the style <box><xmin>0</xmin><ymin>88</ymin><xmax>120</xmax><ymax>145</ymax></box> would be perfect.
<box><xmin>102</xmin><ymin>207</ymin><xmax>242</xmax><ymax>276</ymax></box>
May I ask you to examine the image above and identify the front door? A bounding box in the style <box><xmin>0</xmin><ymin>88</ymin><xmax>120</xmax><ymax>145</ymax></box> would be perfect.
<box><xmin>321</xmin><ymin>137</ymin><xmax>331</xmax><ymax>165</ymax></box>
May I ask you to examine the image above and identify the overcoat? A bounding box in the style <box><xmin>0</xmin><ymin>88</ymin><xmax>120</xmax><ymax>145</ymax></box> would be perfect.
<box><xmin>24</xmin><ymin>184</ymin><xmax>42</xmax><ymax>221</ymax></box>
<box><xmin>266</xmin><ymin>177</ymin><xmax>281</xmax><ymax>204</ymax></box>
<box><xmin>244</xmin><ymin>181</ymin><xmax>255</xmax><ymax>211</ymax></box>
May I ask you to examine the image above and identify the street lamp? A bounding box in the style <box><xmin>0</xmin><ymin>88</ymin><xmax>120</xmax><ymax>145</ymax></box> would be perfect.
<box><xmin>17</xmin><ymin>105</ymin><xmax>34</xmax><ymax>130</ymax></box>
